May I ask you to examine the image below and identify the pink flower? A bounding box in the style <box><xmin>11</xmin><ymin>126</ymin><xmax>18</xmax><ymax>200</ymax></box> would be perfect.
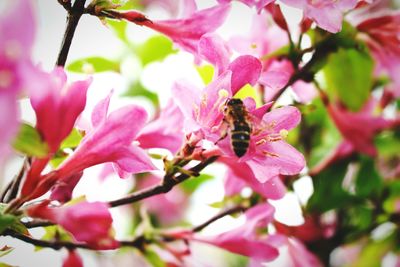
<box><xmin>117</xmin><ymin>4</ymin><xmax>230</xmax><ymax>56</ymax></box>
<box><xmin>27</xmin><ymin>201</ymin><xmax>119</xmax><ymax>249</ymax></box>
<box><xmin>217</xmin><ymin>0</ymin><xmax>275</xmax><ymax>13</ymax></box>
<box><xmin>216</xmin><ymin>102</ymin><xmax>305</xmax><ymax>183</ymax></box>
<box><xmin>29</xmin><ymin>67</ymin><xmax>90</xmax><ymax>153</ymax></box>
<box><xmin>137</xmin><ymin>100</ymin><xmax>185</xmax><ymax>154</ymax></box>
<box><xmin>327</xmin><ymin>99</ymin><xmax>396</xmax><ymax>156</ymax></box>
<box><xmin>173</xmin><ymin>63</ymin><xmax>304</xmax><ymax>183</ymax></box>
<box><xmin>56</xmin><ymin>91</ymin><xmax>156</xmax><ymax>178</ymax></box>
<box><xmin>356</xmin><ymin>11</ymin><xmax>400</xmax><ymax>97</ymax></box>
<box><xmin>280</xmin><ymin>0</ymin><xmax>358</xmax><ymax>33</ymax></box>
<box><xmin>63</xmin><ymin>250</ymin><xmax>83</xmax><ymax>267</ymax></box>
<box><xmin>170</xmin><ymin>203</ymin><xmax>280</xmax><ymax>262</ymax></box>
<box><xmin>25</xmin><ymin>92</ymin><xmax>156</xmax><ymax>201</ymax></box>
<box><xmin>20</xmin><ymin>68</ymin><xmax>90</xmax><ymax>199</ymax></box>
<box><xmin>0</xmin><ymin>0</ymin><xmax>36</xmax><ymax>163</ymax></box>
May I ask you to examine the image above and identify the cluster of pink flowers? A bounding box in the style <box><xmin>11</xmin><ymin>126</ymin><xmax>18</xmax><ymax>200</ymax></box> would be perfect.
<box><xmin>1</xmin><ymin>0</ymin><xmax>399</xmax><ymax>266</ymax></box>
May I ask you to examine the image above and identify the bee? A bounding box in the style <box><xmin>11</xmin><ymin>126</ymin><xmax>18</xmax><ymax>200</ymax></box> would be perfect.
<box><xmin>218</xmin><ymin>98</ymin><xmax>252</xmax><ymax>157</ymax></box>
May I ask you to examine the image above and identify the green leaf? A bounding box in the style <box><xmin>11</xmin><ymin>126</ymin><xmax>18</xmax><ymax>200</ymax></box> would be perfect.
<box><xmin>144</xmin><ymin>249</ymin><xmax>166</xmax><ymax>267</ymax></box>
<box><xmin>0</xmin><ymin>246</ymin><xmax>14</xmax><ymax>258</ymax></box>
<box><xmin>355</xmin><ymin>156</ymin><xmax>382</xmax><ymax>198</ymax></box>
<box><xmin>350</xmin><ymin>233</ymin><xmax>395</xmax><ymax>267</ymax></box>
<box><xmin>106</xmin><ymin>19</ymin><xmax>128</xmax><ymax>43</ymax></box>
<box><xmin>124</xmin><ymin>82</ymin><xmax>159</xmax><ymax>107</ymax></box>
<box><xmin>180</xmin><ymin>173</ymin><xmax>214</xmax><ymax>193</ymax></box>
<box><xmin>135</xmin><ymin>35</ymin><xmax>177</xmax><ymax>66</ymax></box>
<box><xmin>0</xmin><ymin>262</ymin><xmax>15</xmax><ymax>267</ymax></box>
<box><xmin>307</xmin><ymin>160</ymin><xmax>354</xmax><ymax>212</ymax></box>
<box><xmin>375</xmin><ymin>131</ymin><xmax>400</xmax><ymax>157</ymax></box>
<box><xmin>60</xmin><ymin>128</ymin><xmax>83</xmax><ymax>150</ymax></box>
<box><xmin>67</xmin><ymin>57</ymin><xmax>120</xmax><ymax>73</ymax></box>
<box><xmin>12</xmin><ymin>123</ymin><xmax>48</xmax><ymax>157</ymax></box>
<box><xmin>0</xmin><ymin>214</ymin><xmax>15</xmax><ymax>235</ymax></box>
<box><xmin>196</xmin><ymin>64</ymin><xmax>215</xmax><ymax>85</ymax></box>
<box><xmin>323</xmin><ymin>48</ymin><xmax>374</xmax><ymax>111</ymax></box>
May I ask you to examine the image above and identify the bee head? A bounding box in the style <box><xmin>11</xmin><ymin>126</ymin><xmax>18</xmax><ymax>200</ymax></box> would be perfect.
<box><xmin>226</xmin><ymin>98</ymin><xmax>243</xmax><ymax>106</ymax></box>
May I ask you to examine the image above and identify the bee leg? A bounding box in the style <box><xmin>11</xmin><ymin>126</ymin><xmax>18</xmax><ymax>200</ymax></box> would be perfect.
<box><xmin>214</xmin><ymin>119</ymin><xmax>229</xmax><ymax>145</ymax></box>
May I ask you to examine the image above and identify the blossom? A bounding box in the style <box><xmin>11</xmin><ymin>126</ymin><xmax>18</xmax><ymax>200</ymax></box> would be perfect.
<box><xmin>217</xmin><ymin>0</ymin><xmax>275</xmax><ymax>13</ymax></box>
<box><xmin>356</xmin><ymin>10</ymin><xmax>400</xmax><ymax>97</ymax></box>
<box><xmin>25</xmin><ymin>92</ymin><xmax>156</xmax><ymax>201</ymax></box>
<box><xmin>280</xmin><ymin>0</ymin><xmax>358</xmax><ymax>33</ymax></box>
<box><xmin>63</xmin><ymin>250</ymin><xmax>83</xmax><ymax>267</ymax></box>
<box><xmin>169</xmin><ymin>203</ymin><xmax>280</xmax><ymax>262</ymax></box>
<box><xmin>27</xmin><ymin>201</ymin><xmax>119</xmax><ymax>249</ymax></box>
<box><xmin>0</xmin><ymin>0</ymin><xmax>36</xmax><ymax>164</ymax></box>
<box><xmin>20</xmin><ymin>68</ymin><xmax>91</xmax><ymax>198</ymax></box>
<box><xmin>116</xmin><ymin>4</ymin><xmax>230</xmax><ymax>56</ymax></box>
<box><xmin>55</xmin><ymin>91</ymin><xmax>156</xmax><ymax>178</ymax></box>
<box><xmin>327</xmin><ymin>99</ymin><xmax>396</xmax><ymax>156</ymax></box>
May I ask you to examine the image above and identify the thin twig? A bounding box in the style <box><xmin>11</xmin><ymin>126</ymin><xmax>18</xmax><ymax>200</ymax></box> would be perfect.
<box><xmin>57</xmin><ymin>0</ymin><xmax>72</xmax><ymax>11</ymax></box>
<box><xmin>192</xmin><ymin>205</ymin><xmax>248</xmax><ymax>233</ymax></box>
<box><xmin>108</xmin><ymin>156</ymin><xmax>218</xmax><ymax>208</ymax></box>
<box><xmin>56</xmin><ymin>0</ymin><xmax>86</xmax><ymax>66</ymax></box>
<box><xmin>0</xmin><ymin>180</ymin><xmax>14</xmax><ymax>203</ymax></box>
<box><xmin>4</xmin><ymin>158</ymin><xmax>28</xmax><ymax>203</ymax></box>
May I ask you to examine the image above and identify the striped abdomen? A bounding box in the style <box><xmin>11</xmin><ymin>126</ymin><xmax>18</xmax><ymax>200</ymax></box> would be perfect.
<box><xmin>231</xmin><ymin>122</ymin><xmax>251</xmax><ymax>157</ymax></box>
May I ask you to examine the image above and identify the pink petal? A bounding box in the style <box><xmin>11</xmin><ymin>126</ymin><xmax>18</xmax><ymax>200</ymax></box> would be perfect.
<box><xmin>291</xmin><ymin>80</ymin><xmax>318</xmax><ymax>103</ymax></box>
<box><xmin>137</xmin><ymin>101</ymin><xmax>185</xmax><ymax>153</ymax></box>
<box><xmin>260</xmin><ymin>59</ymin><xmax>294</xmax><ymax>102</ymax></box>
<box><xmin>228</xmin><ymin>55</ymin><xmax>262</xmax><ymax>95</ymax></box>
<box><xmin>147</xmin><ymin>4</ymin><xmax>231</xmax><ymax>55</ymax></box>
<box><xmin>262</xmin><ymin>106</ymin><xmax>301</xmax><ymax>132</ymax></box>
<box><xmin>63</xmin><ymin>250</ymin><xmax>83</xmax><ymax>267</ymax></box>
<box><xmin>113</xmin><ymin>146</ymin><xmax>157</xmax><ymax>178</ymax></box>
<box><xmin>198</xmin><ymin>33</ymin><xmax>231</xmax><ymax>75</ymax></box>
<box><xmin>91</xmin><ymin>90</ymin><xmax>112</xmax><ymax>128</ymax></box>
<box><xmin>248</xmin><ymin>141</ymin><xmax>305</xmax><ymax>182</ymax></box>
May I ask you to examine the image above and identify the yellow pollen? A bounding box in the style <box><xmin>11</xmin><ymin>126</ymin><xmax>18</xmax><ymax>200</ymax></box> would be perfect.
<box><xmin>250</xmin><ymin>43</ymin><xmax>258</xmax><ymax>49</ymax></box>
<box><xmin>193</xmin><ymin>104</ymin><xmax>200</xmax><ymax>120</ymax></box>
<box><xmin>200</xmin><ymin>93</ymin><xmax>207</xmax><ymax>108</ymax></box>
<box><xmin>0</xmin><ymin>70</ymin><xmax>13</xmax><ymax>89</ymax></box>
<box><xmin>279</xmin><ymin>129</ymin><xmax>289</xmax><ymax>139</ymax></box>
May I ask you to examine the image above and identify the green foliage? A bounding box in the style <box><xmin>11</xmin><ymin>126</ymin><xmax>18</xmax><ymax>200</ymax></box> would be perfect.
<box><xmin>196</xmin><ymin>64</ymin><xmax>215</xmax><ymax>85</ymax></box>
<box><xmin>144</xmin><ymin>248</ymin><xmax>166</xmax><ymax>267</ymax></box>
<box><xmin>60</xmin><ymin>128</ymin><xmax>83</xmax><ymax>150</ymax></box>
<box><xmin>135</xmin><ymin>35</ymin><xmax>177</xmax><ymax>66</ymax></box>
<box><xmin>323</xmin><ymin>48</ymin><xmax>373</xmax><ymax>111</ymax></box>
<box><xmin>12</xmin><ymin>123</ymin><xmax>49</xmax><ymax>157</ymax></box>
<box><xmin>180</xmin><ymin>173</ymin><xmax>214</xmax><ymax>193</ymax></box>
<box><xmin>355</xmin><ymin>156</ymin><xmax>382</xmax><ymax>198</ymax></box>
<box><xmin>0</xmin><ymin>263</ymin><xmax>15</xmax><ymax>267</ymax></box>
<box><xmin>67</xmin><ymin>56</ymin><xmax>120</xmax><ymax>73</ymax></box>
<box><xmin>234</xmin><ymin>84</ymin><xmax>262</xmax><ymax>107</ymax></box>
<box><xmin>0</xmin><ymin>204</ymin><xmax>28</xmax><ymax>235</ymax></box>
<box><xmin>124</xmin><ymin>82</ymin><xmax>159</xmax><ymax>107</ymax></box>
<box><xmin>375</xmin><ymin>130</ymin><xmax>400</xmax><ymax>157</ymax></box>
<box><xmin>349</xmin><ymin>232</ymin><xmax>396</xmax><ymax>267</ymax></box>
<box><xmin>307</xmin><ymin>160</ymin><xmax>354</xmax><ymax>212</ymax></box>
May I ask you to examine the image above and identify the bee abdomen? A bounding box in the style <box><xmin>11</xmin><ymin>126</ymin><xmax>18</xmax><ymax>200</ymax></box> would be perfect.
<box><xmin>231</xmin><ymin>130</ymin><xmax>250</xmax><ymax>157</ymax></box>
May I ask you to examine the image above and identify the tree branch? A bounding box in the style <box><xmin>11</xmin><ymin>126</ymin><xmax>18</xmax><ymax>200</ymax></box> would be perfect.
<box><xmin>56</xmin><ymin>0</ymin><xmax>86</xmax><ymax>66</ymax></box>
<box><xmin>192</xmin><ymin>205</ymin><xmax>248</xmax><ymax>233</ymax></box>
<box><xmin>108</xmin><ymin>156</ymin><xmax>218</xmax><ymax>208</ymax></box>
<box><xmin>57</xmin><ymin>0</ymin><xmax>72</xmax><ymax>12</ymax></box>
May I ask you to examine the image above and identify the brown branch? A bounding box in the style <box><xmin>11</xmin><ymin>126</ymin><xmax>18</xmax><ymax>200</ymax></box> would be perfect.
<box><xmin>57</xmin><ymin>0</ymin><xmax>72</xmax><ymax>11</ymax></box>
<box><xmin>56</xmin><ymin>0</ymin><xmax>86</xmax><ymax>66</ymax></box>
<box><xmin>23</xmin><ymin>219</ymin><xmax>54</xmax><ymax>229</ymax></box>
<box><xmin>192</xmin><ymin>205</ymin><xmax>248</xmax><ymax>233</ymax></box>
<box><xmin>108</xmin><ymin>156</ymin><xmax>218</xmax><ymax>208</ymax></box>
<box><xmin>0</xmin><ymin>179</ymin><xmax>13</xmax><ymax>203</ymax></box>
<box><xmin>4</xmin><ymin>158</ymin><xmax>28</xmax><ymax>203</ymax></box>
